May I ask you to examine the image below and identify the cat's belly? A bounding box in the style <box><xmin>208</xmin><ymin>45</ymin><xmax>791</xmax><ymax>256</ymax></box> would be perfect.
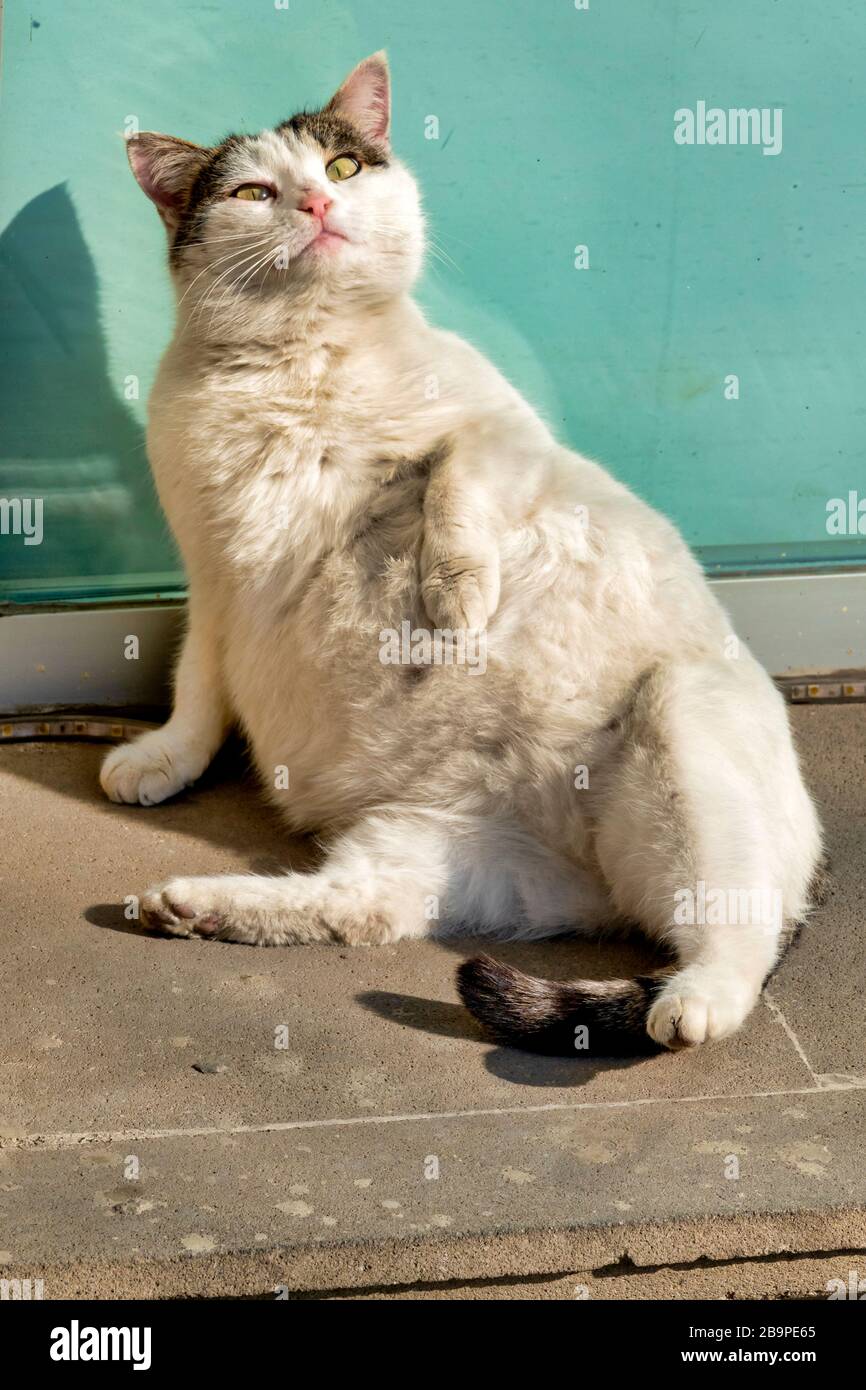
<box><xmin>220</xmin><ymin>538</ymin><xmax>634</xmax><ymax>849</ymax></box>
<box><xmin>227</xmin><ymin>623</ymin><xmax>496</xmax><ymax>829</ymax></box>
<box><xmin>221</xmin><ymin>549</ymin><xmax>498</xmax><ymax>826</ymax></box>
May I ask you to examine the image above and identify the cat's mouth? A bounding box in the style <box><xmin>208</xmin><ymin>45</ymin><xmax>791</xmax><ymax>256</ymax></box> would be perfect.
<box><xmin>301</xmin><ymin>226</ymin><xmax>350</xmax><ymax>255</ymax></box>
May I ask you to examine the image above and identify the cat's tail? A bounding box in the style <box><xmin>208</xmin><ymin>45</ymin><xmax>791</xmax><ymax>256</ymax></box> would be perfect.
<box><xmin>456</xmin><ymin>953</ymin><xmax>669</xmax><ymax>1056</ymax></box>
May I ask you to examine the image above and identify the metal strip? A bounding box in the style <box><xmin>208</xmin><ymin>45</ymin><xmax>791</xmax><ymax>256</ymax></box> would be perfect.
<box><xmin>0</xmin><ymin>716</ymin><xmax>158</xmax><ymax>743</ymax></box>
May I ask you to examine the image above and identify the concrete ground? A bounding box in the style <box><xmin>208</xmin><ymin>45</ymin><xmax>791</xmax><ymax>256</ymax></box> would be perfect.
<box><xmin>0</xmin><ymin>705</ymin><xmax>864</xmax><ymax>1300</ymax></box>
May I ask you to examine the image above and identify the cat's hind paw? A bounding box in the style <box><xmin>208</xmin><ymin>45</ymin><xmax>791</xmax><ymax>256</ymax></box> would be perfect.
<box><xmin>647</xmin><ymin>966</ymin><xmax>758</xmax><ymax>1049</ymax></box>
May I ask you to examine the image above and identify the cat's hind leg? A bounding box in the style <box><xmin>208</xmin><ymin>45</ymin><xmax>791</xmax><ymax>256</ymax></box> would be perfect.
<box><xmin>140</xmin><ymin>807</ymin><xmax>610</xmax><ymax>946</ymax></box>
<box><xmin>593</xmin><ymin>655</ymin><xmax>822</xmax><ymax>1048</ymax></box>
<box><xmin>458</xmin><ymin>655</ymin><xmax>821</xmax><ymax>1054</ymax></box>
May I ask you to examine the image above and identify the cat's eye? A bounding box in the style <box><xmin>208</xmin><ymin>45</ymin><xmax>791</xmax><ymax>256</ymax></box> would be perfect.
<box><xmin>231</xmin><ymin>184</ymin><xmax>274</xmax><ymax>201</ymax></box>
<box><xmin>326</xmin><ymin>155</ymin><xmax>361</xmax><ymax>182</ymax></box>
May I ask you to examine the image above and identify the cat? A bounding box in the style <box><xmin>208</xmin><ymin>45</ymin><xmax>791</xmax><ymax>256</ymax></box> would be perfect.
<box><xmin>102</xmin><ymin>53</ymin><xmax>822</xmax><ymax>1055</ymax></box>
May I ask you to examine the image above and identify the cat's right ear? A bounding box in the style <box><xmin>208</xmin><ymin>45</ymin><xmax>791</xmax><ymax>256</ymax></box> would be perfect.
<box><xmin>126</xmin><ymin>133</ymin><xmax>212</xmax><ymax>228</ymax></box>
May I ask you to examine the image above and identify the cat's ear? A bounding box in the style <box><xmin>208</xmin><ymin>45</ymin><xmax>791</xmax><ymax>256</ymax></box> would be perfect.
<box><xmin>126</xmin><ymin>133</ymin><xmax>212</xmax><ymax>227</ymax></box>
<box><xmin>324</xmin><ymin>51</ymin><xmax>390</xmax><ymax>147</ymax></box>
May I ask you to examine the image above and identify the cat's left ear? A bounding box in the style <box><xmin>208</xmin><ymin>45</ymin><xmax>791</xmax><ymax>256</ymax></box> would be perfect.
<box><xmin>324</xmin><ymin>51</ymin><xmax>390</xmax><ymax>148</ymax></box>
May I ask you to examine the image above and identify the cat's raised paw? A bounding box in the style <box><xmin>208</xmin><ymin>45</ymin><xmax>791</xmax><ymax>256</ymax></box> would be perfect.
<box><xmin>420</xmin><ymin>562</ymin><xmax>499</xmax><ymax>633</ymax></box>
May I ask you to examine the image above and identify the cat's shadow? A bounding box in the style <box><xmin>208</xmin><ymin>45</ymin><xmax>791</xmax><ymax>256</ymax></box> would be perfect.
<box><xmin>0</xmin><ymin>183</ymin><xmax>168</xmax><ymax>590</ymax></box>
<box><xmin>357</xmin><ymin>989</ymin><xmax>651</xmax><ymax>1087</ymax></box>
<box><xmin>357</xmin><ymin>933</ymin><xmax>666</xmax><ymax>1087</ymax></box>
<box><xmin>84</xmin><ymin>904</ymin><xmax>149</xmax><ymax>937</ymax></box>
<box><xmin>8</xmin><ymin>732</ymin><xmax>314</xmax><ymax>864</ymax></box>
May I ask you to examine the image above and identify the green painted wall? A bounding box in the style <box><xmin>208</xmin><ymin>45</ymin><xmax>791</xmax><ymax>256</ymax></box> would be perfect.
<box><xmin>2</xmin><ymin>0</ymin><xmax>865</xmax><ymax>604</ymax></box>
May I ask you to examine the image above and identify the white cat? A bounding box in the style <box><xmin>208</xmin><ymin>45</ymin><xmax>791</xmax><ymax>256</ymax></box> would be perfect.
<box><xmin>102</xmin><ymin>54</ymin><xmax>822</xmax><ymax>1054</ymax></box>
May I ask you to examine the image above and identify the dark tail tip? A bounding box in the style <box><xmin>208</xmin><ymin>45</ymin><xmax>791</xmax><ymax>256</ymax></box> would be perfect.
<box><xmin>457</xmin><ymin>952</ymin><xmax>663</xmax><ymax>1057</ymax></box>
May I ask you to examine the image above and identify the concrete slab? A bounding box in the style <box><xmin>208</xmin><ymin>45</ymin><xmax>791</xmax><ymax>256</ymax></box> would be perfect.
<box><xmin>2</xmin><ymin>1090</ymin><xmax>865</xmax><ymax>1298</ymax></box>
<box><xmin>0</xmin><ymin>706</ymin><xmax>864</xmax><ymax>1298</ymax></box>
<box><xmin>767</xmin><ymin>705</ymin><xmax>866</xmax><ymax>1084</ymax></box>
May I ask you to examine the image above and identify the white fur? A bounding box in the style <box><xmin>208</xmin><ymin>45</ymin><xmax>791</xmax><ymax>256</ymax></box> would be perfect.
<box><xmin>103</xmin><ymin>58</ymin><xmax>822</xmax><ymax>1049</ymax></box>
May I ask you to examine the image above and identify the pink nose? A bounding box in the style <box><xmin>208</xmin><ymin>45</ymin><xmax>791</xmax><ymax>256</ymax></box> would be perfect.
<box><xmin>297</xmin><ymin>190</ymin><xmax>332</xmax><ymax>221</ymax></box>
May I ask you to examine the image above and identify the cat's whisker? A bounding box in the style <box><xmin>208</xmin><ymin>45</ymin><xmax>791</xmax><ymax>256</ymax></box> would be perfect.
<box><xmin>424</xmin><ymin>234</ymin><xmax>462</xmax><ymax>272</ymax></box>
<box><xmin>187</xmin><ymin>239</ymin><xmax>280</xmax><ymax>327</ymax></box>
<box><xmin>192</xmin><ymin>229</ymin><xmax>287</xmax><ymax>245</ymax></box>
<box><xmin>177</xmin><ymin>234</ymin><xmax>277</xmax><ymax>313</ymax></box>
<box><xmin>201</xmin><ymin>244</ymin><xmax>285</xmax><ymax>331</ymax></box>
<box><xmin>429</xmin><ymin>225</ymin><xmax>473</xmax><ymax>250</ymax></box>
<box><xmin>425</xmin><ymin>245</ymin><xmax>458</xmax><ymax>274</ymax></box>
<box><xmin>225</xmin><ymin>245</ymin><xmax>283</xmax><ymax>302</ymax></box>
<box><xmin>362</xmin><ymin>218</ymin><xmax>460</xmax><ymax>272</ymax></box>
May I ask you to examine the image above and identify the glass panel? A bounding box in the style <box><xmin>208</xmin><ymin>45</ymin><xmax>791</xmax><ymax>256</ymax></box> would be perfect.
<box><xmin>2</xmin><ymin>0</ymin><xmax>864</xmax><ymax>606</ymax></box>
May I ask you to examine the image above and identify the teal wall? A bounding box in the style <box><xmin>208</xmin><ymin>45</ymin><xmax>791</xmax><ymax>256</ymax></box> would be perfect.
<box><xmin>2</xmin><ymin>0</ymin><xmax>865</xmax><ymax>604</ymax></box>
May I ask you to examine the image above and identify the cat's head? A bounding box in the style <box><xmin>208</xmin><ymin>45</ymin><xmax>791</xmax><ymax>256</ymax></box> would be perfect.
<box><xmin>127</xmin><ymin>54</ymin><xmax>424</xmax><ymax>323</ymax></box>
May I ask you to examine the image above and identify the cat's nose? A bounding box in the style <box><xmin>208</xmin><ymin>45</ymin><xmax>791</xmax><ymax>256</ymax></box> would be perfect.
<box><xmin>297</xmin><ymin>190</ymin><xmax>333</xmax><ymax>221</ymax></box>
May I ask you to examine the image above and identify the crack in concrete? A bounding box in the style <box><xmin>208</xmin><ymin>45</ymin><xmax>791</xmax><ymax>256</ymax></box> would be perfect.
<box><xmin>3</xmin><ymin>1079</ymin><xmax>865</xmax><ymax>1152</ymax></box>
<box><xmin>762</xmin><ymin>991</ymin><xmax>822</xmax><ymax>1086</ymax></box>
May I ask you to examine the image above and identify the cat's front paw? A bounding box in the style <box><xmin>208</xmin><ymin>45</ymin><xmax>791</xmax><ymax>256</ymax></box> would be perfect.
<box><xmin>139</xmin><ymin>875</ymin><xmax>278</xmax><ymax>944</ymax></box>
<box><xmin>100</xmin><ymin>732</ymin><xmax>205</xmax><ymax>806</ymax></box>
<box><xmin>140</xmin><ymin>878</ymin><xmax>225</xmax><ymax>937</ymax></box>
<box><xmin>421</xmin><ymin>559</ymin><xmax>500</xmax><ymax>633</ymax></box>
<box><xmin>647</xmin><ymin>966</ymin><xmax>758</xmax><ymax>1049</ymax></box>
